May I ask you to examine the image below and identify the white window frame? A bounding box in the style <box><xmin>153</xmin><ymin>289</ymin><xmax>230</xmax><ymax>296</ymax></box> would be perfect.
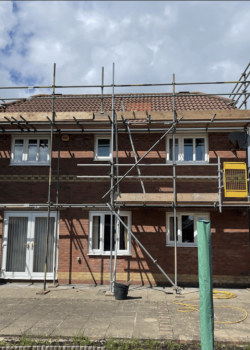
<box><xmin>88</xmin><ymin>211</ymin><xmax>132</xmax><ymax>256</ymax></box>
<box><xmin>94</xmin><ymin>135</ymin><xmax>111</xmax><ymax>161</ymax></box>
<box><xmin>166</xmin><ymin>212</ymin><xmax>210</xmax><ymax>247</ymax></box>
<box><xmin>1</xmin><ymin>211</ymin><xmax>58</xmax><ymax>280</ymax></box>
<box><xmin>10</xmin><ymin>135</ymin><xmax>50</xmax><ymax>166</ymax></box>
<box><xmin>166</xmin><ymin>134</ymin><xmax>209</xmax><ymax>164</ymax></box>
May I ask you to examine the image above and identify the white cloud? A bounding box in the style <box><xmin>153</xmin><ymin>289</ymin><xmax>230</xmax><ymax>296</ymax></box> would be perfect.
<box><xmin>0</xmin><ymin>0</ymin><xmax>249</xmax><ymax>101</ymax></box>
<box><xmin>209</xmin><ymin>60</ymin><xmax>240</xmax><ymax>77</ymax></box>
<box><xmin>0</xmin><ymin>2</ymin><xmax>17</xmax><ymax>49</ymax></box>
<box><xmin>229</xmin><ymin>11</ymin><xmax>250</xmax><ymax>42</ymax></box>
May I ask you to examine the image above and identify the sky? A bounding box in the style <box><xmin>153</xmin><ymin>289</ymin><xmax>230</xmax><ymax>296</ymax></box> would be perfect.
<box><xmin>0</xmin><ymin>1</ymin><xmax>250</xmax><ymax>107</ymax></box>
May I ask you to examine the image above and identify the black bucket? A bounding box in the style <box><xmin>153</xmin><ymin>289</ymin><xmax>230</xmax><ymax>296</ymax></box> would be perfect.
<box><xmin>114</xmin><ymin>282</ymin><xmax>129</xmax><ymax>300</ymax></box>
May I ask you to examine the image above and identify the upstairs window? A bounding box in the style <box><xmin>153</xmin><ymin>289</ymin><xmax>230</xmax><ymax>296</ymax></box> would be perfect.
<box><xmin>94</xmin><ymin>136</ymin><xmax>111</xmax><ymax>161</ymax></box>
<box><xmin>11</xmin><ymin>136</ymin><xmax>50</xmax><ymax>165</ymax></box>
<box><xmin>89</xmin><ymin>211</ymin><xmax>131</xmax><ymax>255</ymax></box>
<box><xmin>166</xmin><ymin>212</ymin><xmax>209</xmax><ymax>246</ymax></box>
<box><xmin>166</xmin><ymin>135</ymin><xmax>208</xmax><ymax>163</ymax></box>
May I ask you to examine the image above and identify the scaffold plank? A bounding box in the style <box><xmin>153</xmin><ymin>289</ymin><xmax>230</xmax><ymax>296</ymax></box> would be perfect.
<box><xmin>1</xmin><ymin>109</ymin><xmax>250</xmax><ymax>123</ymax></box>
<box><xmin>114</xmin><ymin>193</ymin><xmax>219</xmax><ymax>203</ymax></box>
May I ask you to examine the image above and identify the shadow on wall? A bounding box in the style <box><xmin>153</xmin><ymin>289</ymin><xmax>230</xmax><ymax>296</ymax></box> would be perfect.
<box><xmin>62</xmin><ymin>216</ymin><xmax>97</xmax><ymax>285</ymax></box>
<box><xmin>60</xmin><ymin>213</ymin><xmax>199</xmax><ymax>286</ymax></box>
<box><xmin>60</xmin><ymin>214</ymin><xmax>164</xmax><ymax>286</ymax></box>
<box><xmin>0</xmin><ymin>151</ymin><xmax>10</xmax><ymax>159</ymax></box>
<box><xmin>127</xmin><ymin>223</ymin><xmax>170</xmax><ymax>287</ymax></box>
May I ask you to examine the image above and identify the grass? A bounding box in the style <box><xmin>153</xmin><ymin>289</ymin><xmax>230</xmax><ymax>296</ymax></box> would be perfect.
<box><xmin>72</xmin><ymin>333</ymin><xmax>92</xmax><ymax>346</ymax></box>
<box><xmin>105</xmin><ymin>338</ymin><xmax>162</xmax><ymax>350</ymax></box>
<box><xmin>0</xmin><ymin>334</ymin><xmax>249</xmax><ymax>350</ymax></box>
<box><xmin>0</xmin><ymin>333</ymin><xmax>55</xmax><ymax>347</ymax></box>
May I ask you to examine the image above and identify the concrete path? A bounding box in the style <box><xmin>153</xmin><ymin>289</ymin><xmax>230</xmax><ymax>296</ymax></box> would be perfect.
<box><xmin>0</xmin><ymin>283</ymin><xmax>249</xmax><ymax>344</ymax></box>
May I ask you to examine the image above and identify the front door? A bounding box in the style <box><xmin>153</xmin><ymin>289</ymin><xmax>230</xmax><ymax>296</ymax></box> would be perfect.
<box><xmin>1</xmin><ymin>212</ymin><xmax>57</xmax><ymax>280</ymax></box>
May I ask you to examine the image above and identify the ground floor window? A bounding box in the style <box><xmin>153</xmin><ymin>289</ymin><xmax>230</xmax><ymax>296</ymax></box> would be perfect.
<box><xmin>88</xmin><ymin>211</ymin><xmax>131</xmax><ymax>255</ymax></box>
<box><xmin>166</xmin><ymin>212</ymin><xmax>209</xmax><ymax>246</ymax></box>
<box><xmin>1</xmin><ymin>212</ymin><xmax>58</xmax><ymax>279</ymax></box>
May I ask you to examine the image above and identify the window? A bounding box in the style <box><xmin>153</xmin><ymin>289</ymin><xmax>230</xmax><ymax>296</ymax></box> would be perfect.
<box><xmin>166</xmin><ymin>212</ymin><xmax>210</xmax><ymax>246</ymax></box>
<box><xmin>89</xmin><ymin>211</ymin><xmax>131</xmax><ymax>255</ymax></box>
<box><xmin>94</xmin><ymin>136</ymin><xmax>111</xmax><ymax>161</ymax></box>
<box><xmin>11</xmin><ymin>136</ymin><xmax>50</xmax><ymax>165</ymax></box>
<box><xmin>166</xmin><ymin>135</ymin><xmax>208</xmax><ymax>163</ymax></box>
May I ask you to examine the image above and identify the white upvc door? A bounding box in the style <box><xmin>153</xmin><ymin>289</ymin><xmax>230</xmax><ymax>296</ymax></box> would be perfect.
<box><xmin>2</xmin><ymin>213</ymin><xmax>32</xmax><ymax>279</ymax></box>
<box><xmin>1</xmin><ymin>212</ymin><xmax>57</xmax><ymax>280</ymax></box>
<box><xmin>30</xmin><ymin>212</ymin><xmax>56</xmax><ymax>280</ymax></box>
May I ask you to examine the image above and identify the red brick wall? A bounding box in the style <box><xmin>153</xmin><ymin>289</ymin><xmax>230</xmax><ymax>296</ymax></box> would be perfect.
<box><xmin>0</xmin><ymin>132</ymin><xmax>249</xmax><ymax>285</ymax></box>
<box><xmin>0</xmin><ymin>132</ymin><xmax>247</xmax><ymax>203</ymax></box>
<box><xmin>57</xmin><ymin>208</ymin><xmax>250</xmax><ymax>286</ymax></box>
<box><xmin>0</xmin><ymin>211</ymin><xmax>3</xmax><ymax>275</ymax></box>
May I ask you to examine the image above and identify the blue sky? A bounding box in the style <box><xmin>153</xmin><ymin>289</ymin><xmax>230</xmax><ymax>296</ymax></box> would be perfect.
<box><xmin>0</xmin><ymin>1</ymin><xmax>250</xmax><ymax>105</ymax></box>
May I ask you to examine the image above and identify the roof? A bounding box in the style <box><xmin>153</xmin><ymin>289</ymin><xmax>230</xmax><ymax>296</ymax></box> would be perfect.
<box><xmin>0</xmin><ymin>92</ymin><xmax>236</xmax><ymax>113</ymax></box>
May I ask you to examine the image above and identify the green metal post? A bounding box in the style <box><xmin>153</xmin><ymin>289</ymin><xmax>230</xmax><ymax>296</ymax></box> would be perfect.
<box><xmin>197</xmin><ymin>220</ymin><xmax>214</xmax><ymax>350</ymax></box>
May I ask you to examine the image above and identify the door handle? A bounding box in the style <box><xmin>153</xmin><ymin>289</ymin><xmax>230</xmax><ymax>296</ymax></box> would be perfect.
<box><xmin>24</xmin><ymin>243</ymin><xmax>30</xmax><ymax>250</ymax></box>
<box><xmin>31</xmin><ymin>243</ymin><xmax>37</xmax><ymax>250</ymax></box>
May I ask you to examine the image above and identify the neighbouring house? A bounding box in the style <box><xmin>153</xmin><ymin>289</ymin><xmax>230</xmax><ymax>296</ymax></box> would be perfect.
<box><xmin>0</xmin><ymin>92</ymin><xmax>249</xmax><ymax>287</ymax></box>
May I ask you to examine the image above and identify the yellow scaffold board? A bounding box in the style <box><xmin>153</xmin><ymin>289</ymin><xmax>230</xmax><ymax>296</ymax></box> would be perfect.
<box><xmin>223</xmin><ymin>162</ymin><xmax>248</xmax><ymax>198</ymax></box>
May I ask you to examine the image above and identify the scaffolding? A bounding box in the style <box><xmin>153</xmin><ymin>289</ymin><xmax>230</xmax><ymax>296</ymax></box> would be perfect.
<box><xmin>0</xmin><ymin>62</ymin><xmax>250</xmax><ymax>293</ymax></box>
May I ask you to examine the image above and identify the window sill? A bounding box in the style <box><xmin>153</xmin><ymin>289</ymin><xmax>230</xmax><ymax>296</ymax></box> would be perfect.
<box><xmin>9</xmin><ymin>163</ymin><xmax>50</xmax><ymax>166</ymax></box>
<box><xmin>166</xmin><ymin>161</ymin><xmax>209</xmax><ymax>165</ymax></box>
<box><xmin>88</xmin><ymin>253</ymin><xmax>132</xmax><ymax>256</ymax></box>
<box><xmin>93</xmin><ymin>158</ymin><xmax>111</xmax><ymax>162</ymax></box>
<box><xmin>166</xmin><ymin>244</ymin><xmax>197</xmax><ymax>247</ymax></box>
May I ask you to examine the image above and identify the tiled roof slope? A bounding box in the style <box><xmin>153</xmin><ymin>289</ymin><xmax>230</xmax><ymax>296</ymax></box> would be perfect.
<box><xmin>0</xmin><ymin>92</ymin><xmax>236</xmax><ymax>113</ymax></box>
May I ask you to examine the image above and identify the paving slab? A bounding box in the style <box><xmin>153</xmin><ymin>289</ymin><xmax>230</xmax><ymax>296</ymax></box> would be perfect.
<box><xmin>52</xmin><ymin>327</ymin><xmax>84</xmax><ymax>337</ymax></box>
<box><xmin>27</xmin><ymin>326</ymin><xmax>55</xmax><ymax>336</ymax></box>
<box><xmin>0</xmin><ymin>326</ymin><xmax>30</xmax><ymax>336</ymax></box>
<box><xmin>133</xmin><ymin>319</ymin><xmax>160</xmax><ymax>339</ymax></box>
<box><xmin>106</xmin><ymin>316</ymin><xmax>135</xmax><ymax>338</ymax></box>
<box><xmin>0</xmin><ymin>284</ymin><xmax>249</xmax><ymax>343</ymax></box>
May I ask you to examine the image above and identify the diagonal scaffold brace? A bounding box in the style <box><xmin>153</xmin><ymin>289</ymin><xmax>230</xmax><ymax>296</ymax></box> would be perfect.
<box><xmin>106</xmin><ymin>203</ymin><xmax>180</xmax><ymax>293</ymax></box>
<box><xmin>122</xmin><ymin>117</ymin><xmax>146</xmax><ymax>193</ymax></box>
<box><xmin>102</xmin><ymin>116</ymin><xmax>184</xmax><ymax>199</ymax></box>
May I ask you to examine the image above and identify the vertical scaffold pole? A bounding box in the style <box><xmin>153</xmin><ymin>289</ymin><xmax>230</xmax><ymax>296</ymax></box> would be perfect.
<box><xmin>110</xmin><ymin>63</ymin><xmax>115</xmax><ymax>293</ymax></box>
<box><xmin>172</xmin><ymin>73</ymin><xmax>178</xmax><ymax>289</ymax></box>
<box><xmin>43</xmin><ymin>63</ymin><xmax>56</xmax><ymax>292</ymax></box>
<box><xmin>244</xmin><ymin>72</ymin><xmax>250</xmax><ymax>248</ymax></box>
<box><xmin>218</xmin><ymin>156</ymin><xmax>222</xmax><ymax>213</ymax></box>
<box><xmin>115</xmin><ymin>92</ymin><xmax>119</xmax><ymax>194</ymax></box>
<box><xmin>243</xmin><ymin>72</ymin><xmax>247</xmax><ymax>110</ymax></box>
<box><xmin>113</xmin><ymin>207</ymin><xmax>120</xmax><ymax>284</ymax></box>
<box><xmin>53</xmin><ymin>129</ymin><xmax>61</xmax><ymax>285</ymax></box>
<box><xmin>101</xmin><ymin>67</ymin><xmax>104</xmax><ymax>114</ymax></box>
<box><xmin>113</xmin><ymin>64</ymin><xmax>119</xmax><ymax>286</ymax></box>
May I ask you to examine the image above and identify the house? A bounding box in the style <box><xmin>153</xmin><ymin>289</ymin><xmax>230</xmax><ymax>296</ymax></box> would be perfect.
<box><xmin>0</xmin><ymin>92</ymin><xmax>249</xmax><ymax>287</ymax></box>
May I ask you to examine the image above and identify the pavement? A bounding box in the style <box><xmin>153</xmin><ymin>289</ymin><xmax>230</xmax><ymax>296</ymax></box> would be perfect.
<box><xmin>0</xmin><ymin>283</ymin><xmax>249</xmax><ymax>344</ymax></box>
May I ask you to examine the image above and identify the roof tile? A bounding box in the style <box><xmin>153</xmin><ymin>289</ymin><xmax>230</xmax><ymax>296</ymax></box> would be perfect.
<box><xmin>0</xmin><ymin>92</ymin><xmax>236</xmax><ymax>113</ymax></box>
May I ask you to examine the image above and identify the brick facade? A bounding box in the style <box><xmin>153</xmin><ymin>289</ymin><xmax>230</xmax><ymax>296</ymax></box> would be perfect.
<box><xmin>55</xmin><ymin>207</ymin><xmax>250</xmax><ymax>287</ymax></box>
<box><xmin>0</xmin><ymin>131</ymin><xmax>249</xmax><ymax>286</ymax></box>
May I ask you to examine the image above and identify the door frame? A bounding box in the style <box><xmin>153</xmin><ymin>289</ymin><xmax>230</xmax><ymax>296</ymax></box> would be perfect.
<box><xmin>1</xmin><ymin>211</ymin><xmax>59</xmax><ymax>280</ymax></box>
